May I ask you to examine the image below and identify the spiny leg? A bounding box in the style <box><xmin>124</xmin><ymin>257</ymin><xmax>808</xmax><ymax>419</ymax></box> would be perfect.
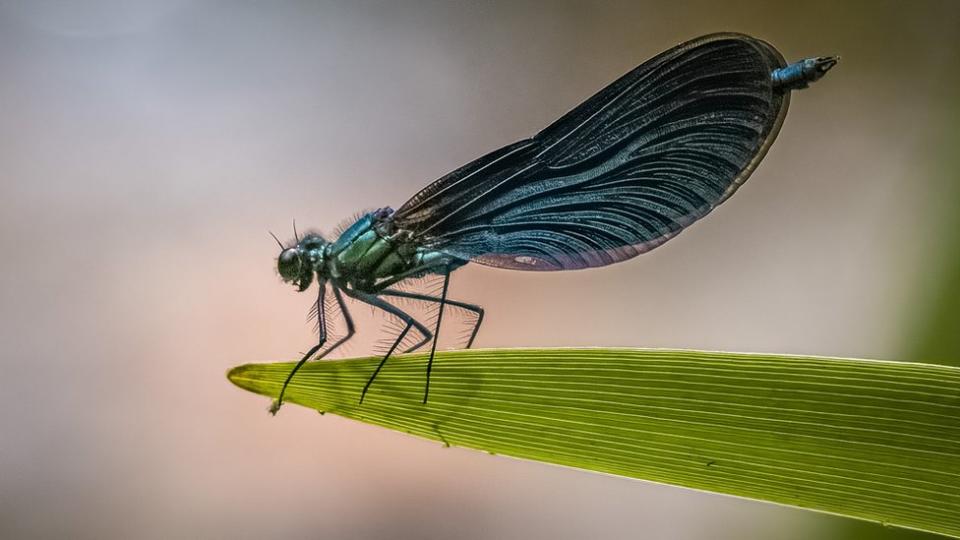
<box><xmin>424</xmin><ymin>266</ymin><xmax>451</xmax><ymax>404</ymax></box>
<box><xmin>271</xmin><ymin>287</ymin><xmax>358</xmax><ymax>415</ymax></box>
<box><xmin>400</xmin><ymin>311</ymin><xmax>434</xmax><ymax>354</ymax></box>
<box><xmin>345</xmin><ymin>289</ymin><xmax>433</xmax><ymax>349</ymax></box>
<box><xmin>271</xmin><ymin>282</ymin><xmax>328</xmax><ymax>415</ymax></box>
<box><xmin>360</xmin><ymin>321</ymin><xmax>412</xmax><ymax>404</ymax></box>
<box><xmin>367</xmin><ymin>261</ymin><xmax>468</xmax><ymax>353</ymax></box>
<box><xmin>400</xmin><ymin>326</ymin><xmax>432</xmax><ymax>354</ymax></box>
<box><xmin>343</xmin><ymin>289</ymin><xmax>433</xmax><ymax>401</ymax></box>
<box><xmin>380</xmin><ymin>289</ymin><xmax>484</xmax><ymax>349</ymax></box>
<box><xmin>369</xmin><ymin>261</ymin><xmax>447</xmax><ymax>291</ymax></box>
<box><xmin>313</xmin><ymin>287</ymin><xmax>356</xmax><ymax>361</ymax></box>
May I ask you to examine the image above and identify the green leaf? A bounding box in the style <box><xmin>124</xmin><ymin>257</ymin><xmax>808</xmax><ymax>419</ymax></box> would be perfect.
<box><xmin>228</xmin><ymin>348</ymin><xmax>960</xmax><ymax>537</ymax></box>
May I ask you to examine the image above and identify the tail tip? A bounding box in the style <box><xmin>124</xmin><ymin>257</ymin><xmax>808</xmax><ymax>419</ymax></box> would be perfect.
<box><xmin>811</xmin><ymin>55</ymin><xmax>840</xmax><ymax>79</ymax></box>
<box><xmin>772</xmin><ymin>55</ymin><xmax>839</xmax><ymax>91</ymax></box>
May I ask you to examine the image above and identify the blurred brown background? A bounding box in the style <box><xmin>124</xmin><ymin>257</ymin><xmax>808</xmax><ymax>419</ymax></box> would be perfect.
<box><xmin>1</xmin><ymin>1</ymin><xmax>958</xmax><ymax>538</ymax></box>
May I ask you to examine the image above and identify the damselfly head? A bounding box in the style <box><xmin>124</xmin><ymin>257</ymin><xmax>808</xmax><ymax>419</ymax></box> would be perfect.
<box><xmin>276</xmin><ymin>233</ymin><xmax>327</xmax><ymax>292</ymax></box>
<box><xmin>277</xmin><ymin>247</ymin><xmax>301</xmax><ymax>279</ymax></box>
<box><xmin>277</xmin><ymin>247</ymin><xmax>315</xmax><ymax>292</ymax></box>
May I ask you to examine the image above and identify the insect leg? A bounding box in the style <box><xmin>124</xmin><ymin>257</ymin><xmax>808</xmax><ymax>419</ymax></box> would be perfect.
<box><xmin>401</xmin><ymin>323</ymin><xmax>433</xmax><ymax>353</ymax></box>
<box><xmin>359</xmin><ymin>321</ymin><xmax>412</xmax><ymax>404</ymax></box>
<box><xmin>343</xmin><ymin>289</ymin><xmax>433</xmax><ymax>347</ymax></box>
<box><xmin>380</xmin><ymin>289</ymin><xmax>484</xmax><ymax>349</ymax></box>
<box><xmin>313</xmin><ymin>287</ymin><xmax>356</xmax><ymax>360</ymax></box>
<box><xmin>369</xmin><ymin>258</ymin><xmax>460</xmax><ymax>291</ymax></box>
<box><xmin>271</xmin><ymin>282</ymin><xmax>328</xmax><ymax>415</ymax></box>
<box><xmin>342</xmin><ymin>289</ymin><xmax>434</xmax><ymax>400</ymax></box>
<box><xmin>424</xmin><ymin>266</ymin><xmax>451</xmax><ymax>404</ymax></box>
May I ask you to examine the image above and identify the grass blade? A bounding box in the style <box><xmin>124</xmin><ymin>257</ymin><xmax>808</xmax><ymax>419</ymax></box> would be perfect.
<box><xmin>228</xmin><ymin>348</ymin><xmax>960</xmax><ymax>537</ymax></box>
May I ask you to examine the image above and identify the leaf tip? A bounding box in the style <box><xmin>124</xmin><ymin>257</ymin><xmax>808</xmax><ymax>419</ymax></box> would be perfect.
<box><xmin>226</xmin><ymin>364</ymin><xmax>257</xmax><ymax>388</ymax></box>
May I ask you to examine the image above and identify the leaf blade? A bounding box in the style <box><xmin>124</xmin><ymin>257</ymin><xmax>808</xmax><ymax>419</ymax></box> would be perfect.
<box><xmin>228</xmin><ymin>348</ymin><xmax>960</xmax><ymax>537</ymax></box>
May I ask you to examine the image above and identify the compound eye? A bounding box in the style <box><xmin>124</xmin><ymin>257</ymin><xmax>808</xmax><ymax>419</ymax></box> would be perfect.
<box><xmin>277</xmin><ymin>248</ymin><xmax>301</xmax><ymax>281</ymax></box>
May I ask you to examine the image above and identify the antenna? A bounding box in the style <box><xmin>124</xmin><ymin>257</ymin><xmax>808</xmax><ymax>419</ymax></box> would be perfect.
<box><xmin>269</xmin><ymin>231</ymin><xmax>284</xmax><ymax>250</ymax></box>
<box><xmin>292</xmin><ymin>219</ymin><xmax>300</xmax><ymax>242</ymax></box>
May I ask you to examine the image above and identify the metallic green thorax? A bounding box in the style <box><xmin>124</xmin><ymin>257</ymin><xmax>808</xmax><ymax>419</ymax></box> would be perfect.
<box><xmin>277</xmin><ymin>208</ymin><xmax>462</xmax><ymax>293</ymax></box>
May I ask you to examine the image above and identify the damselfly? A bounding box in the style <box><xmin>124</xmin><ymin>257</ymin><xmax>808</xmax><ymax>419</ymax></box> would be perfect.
<box><xmin>269</xmin><ymin>33</ymin><xmax>837</xmax><ymax>413</ymax></box>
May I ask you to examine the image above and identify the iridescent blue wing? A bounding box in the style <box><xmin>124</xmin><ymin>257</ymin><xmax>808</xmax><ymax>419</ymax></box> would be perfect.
<box><xmin>393</xmin><ymin>33</ymin><xmax>789</xmax><ymax>270</ymax></box>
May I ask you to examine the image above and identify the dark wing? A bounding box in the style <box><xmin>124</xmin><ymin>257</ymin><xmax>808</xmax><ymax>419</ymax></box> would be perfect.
<box><xmin>393</xmin><ymin>33</ymin><xmax>789</xmax><ymax>271</ymax></box>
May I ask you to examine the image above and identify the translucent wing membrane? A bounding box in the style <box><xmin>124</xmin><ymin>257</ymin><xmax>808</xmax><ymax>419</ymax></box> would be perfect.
<box><xmin>393</xmin><ymin>33</ymin><xmax>789</xmax><ymax>270</ymax></box>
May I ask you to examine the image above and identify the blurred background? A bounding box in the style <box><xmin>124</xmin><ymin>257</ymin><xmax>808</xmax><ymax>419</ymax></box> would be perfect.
<box><xmin>1</xmin><ymin>1</ymin><xmax>957</xmax><ymax>538</ymax></box>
